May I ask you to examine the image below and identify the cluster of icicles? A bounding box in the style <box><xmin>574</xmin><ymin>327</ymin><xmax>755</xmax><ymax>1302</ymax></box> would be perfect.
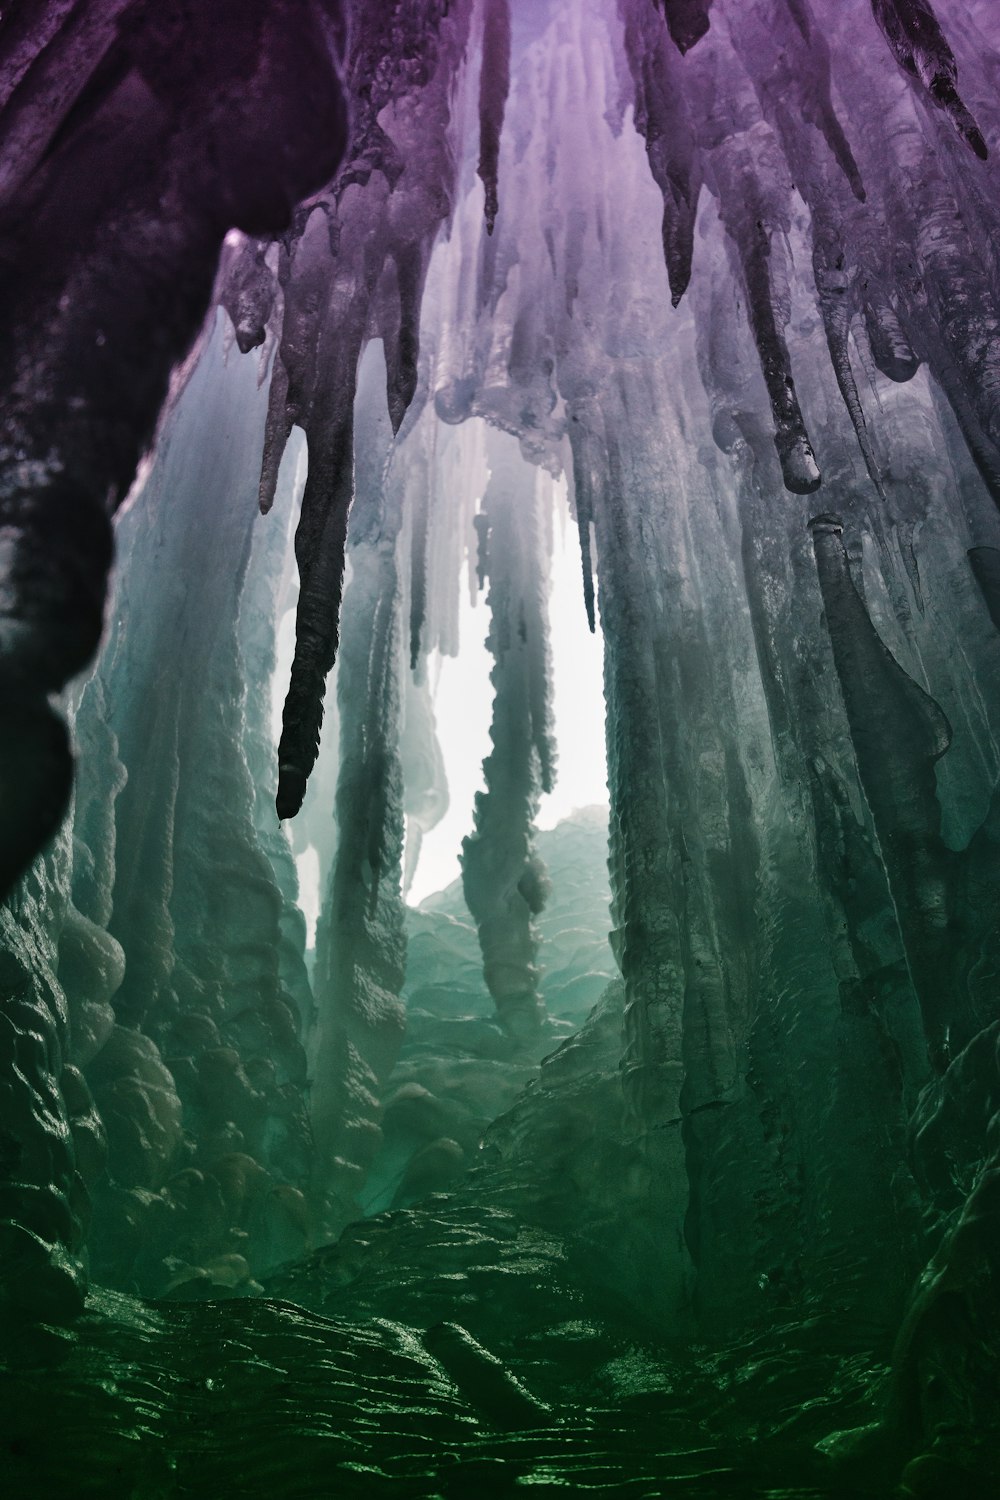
<box><xmin>215</xmin><ymin>0</ymin><xmax>1000</xmax><ymax>821</ymax></box>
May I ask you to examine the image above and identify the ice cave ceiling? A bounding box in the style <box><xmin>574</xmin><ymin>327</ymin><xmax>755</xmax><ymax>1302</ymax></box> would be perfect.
<box><xmin>2</xmin><ymin>1</ymin><xmax>1000</xmax><ymax>1496</ymax></box>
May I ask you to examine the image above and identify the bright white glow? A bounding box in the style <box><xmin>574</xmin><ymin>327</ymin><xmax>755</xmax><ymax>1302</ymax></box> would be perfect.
<box><xmin>269</xmin><ymin>430</ymin><xmax>309</xmax><ymax>747</ymax></box>
<box><xmin>536</xmin><ymin>479</ymin><xmax>607</xmax><ymax>831</ymax></box>
<box><xmin>407</xmin><ymin>478</ymin><xmax>607</xmax><ymax>905</ymax></box>
<box><xmin>273</xmin><ymin>422</ymin><xmax>608</xmax><ymax>918</ymax></box>
<box><xmin>406</xmin><ymin>606</ymin><xmax>493</xmax><ymax>906</ymax></box>
<box><xmin>295</xmin><ymin>845</ymin><xmax>322</xmax><ymax>947</ymax></box>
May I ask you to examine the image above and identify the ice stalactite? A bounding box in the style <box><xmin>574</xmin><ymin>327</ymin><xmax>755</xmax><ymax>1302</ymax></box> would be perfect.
<box><xmin>262</xmin><ymin>199</ymin><xmax>358</xmax><ymax>824</ymax></box>
<box><xmin>568</xmin><ymin>431</ymin><xmax>599</xmax><ymax>636</ymax></box>
<box><xmin>725</xmin><ymin>0</ymin><xmax>866</xmax><ymax>204</ymax></box>
<box><xmin>218</xmin><ymin>236</ymin><xmax>279</xmax><ymax>357</ymax></box>
<box><xmin>871</xmin><ymin>0</ymin><xmax>987</xmax><ymax>159</ymax></box>
<box><xmin>658</xmin><ymin>1</ymin><xmax>714</xmax><ymax>56</ymax></box>
<box><xmin>704</xmin><ymin>75</ymin><xmax>822</xmax><ymax>492</ymax></box>
<box><xmin>618</xmin><ymin>0</ymin><xmax>702</xmax><ymax>307</ymax></box>
<box><xmin>803</xmin><ymin>5</ymin><xmax>1000</xmax><ymax>526</ymax></box>
<box><xmin>717</xmin><ymin>0</ymin><xmax>882</xmax><ymax>492</ymax></box>
<box><xmin>461</xmin><ymin>432</ymin><xmax>555</xmax><ymax>1037</ymax></box>
<box><xmin>812</xmin><ymin>230</ymin><xmax>887</xmax><ymax>500</ymax></box>
<box><xmin>477</xmin><ymin>0</ymin><xmax>512</xmax><ymax>236</ymax></box>
<box><xmin>239</xmin><ymin>433</ymin><xmax>317</xmax><ymax>1080</ymax></box>
<box><xmin>264</xmin><ymin>0</ymin><xmax>474</xmax><ymax>823</ymax></box>
<box><xmin>309</xmin><ymin>344</ymin><xmax>408</xmax><ymax>1235</ymax></box>
<box><xmin>810</xmin><ymin>508</ymin><xmax>1000</xmax><ymax>1066</ymax></box>
<box><xmin>585</xmin><ymin>353</ymin><xmax>826</xmax><ymax>1332</ymax></box>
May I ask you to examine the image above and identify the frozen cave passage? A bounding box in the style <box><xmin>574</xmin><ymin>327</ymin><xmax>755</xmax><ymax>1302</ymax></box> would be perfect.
<box><xmin>3</xmin><ymin>1</ymin><xmax>1000</xmax><ymax>1498</ymax></box>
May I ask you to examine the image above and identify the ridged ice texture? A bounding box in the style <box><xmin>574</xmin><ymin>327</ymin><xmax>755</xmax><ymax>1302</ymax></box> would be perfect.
<box><xmin>36</xmin><ymin>317</ymin><xmax>318</xmax><ymax>1300</ymax></box>
<box><xmin>2</xmin><ymin>0</ymin><xmax>1000</xmax><ymax>1492</ymax></box>
<box><xmin>307</xmin><ymin>343</ymin><xmax>409</xmax><ymax>1238</ymax></box>
<box><xmin>246</xmin><ymin>0</ymin><xmax>1000</xmax><ymax>820</ymax></box>
<box><xmin>222</xmin><ymin>0</ymin><xmax>1000</xmax><ymax>1478</ymax></box>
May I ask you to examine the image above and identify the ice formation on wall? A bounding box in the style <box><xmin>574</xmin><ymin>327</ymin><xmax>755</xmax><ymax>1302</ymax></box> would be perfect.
<box><xmin>3</xmin><ymin>0</ymin><xmax>1000</xmax><ymax>1494</ymax></box>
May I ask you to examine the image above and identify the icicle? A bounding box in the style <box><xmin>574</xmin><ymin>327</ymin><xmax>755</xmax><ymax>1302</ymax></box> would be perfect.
<box><xmin>862</xmin><ymin>293</ymin><xmax>920</xmax><ymax>383</ymax></box>
<box><xmin>871</xmin><ymin>0</ymin><xmax>988</xmax><ymax>159</ymax></box>
<box><xmin>726</xmin><ymin>0</ymin><xmax>866</xmax><ymax>206</ymax></box>
<box><xmin>478</xmin><ymin>0</ymin><xmax>512</xmax><ymax>235</ymax></box>
<box><xmin>781</xmin><ymin>0</ymin><xmax>866</xmax><ymax>201</ymax></box>
<box><xmin>716</xmin><ymin>0</ymin><xmax>873</xmax><ymax>490</ymax></box>
<box><xmin>257</xmin><ymin>232</ymin><xmax>314</xmax><ymax>517</ymax></box>
<box><xmin>68</xmin><ymin>317</ymin><xmax>317</xmax><ymax>1293</ymax></box>
<box><xmin>696</xmin><ymin>33</ymin><xmax>822</xmax><ymax>493</ymax></box>
<box><xmin>270</xmin><ymin>215</ymin><xmax>368</xmax><ymax>824</ymax></box>
<box><xmin>529</xmin><ymin>468</ymin><xmax>557</xmax><ymax>799</ymax></box>
<box><xmin>409</xmin><ymin>465</ymin><xmax>431</xmax><ymax>671</ymax></box>
<box><xmin>418</xmin><ymin>422</ymin><xmax>479</xmax><ymax>658</ymax></box>
<box><xmin>736</xmin><ymin>217</ymin><xmax>821</xmax><ymax>494</ymax></box>
<box><xmin>276</xmin><ymin>407</ymin><xmax>355</xmax><ymax>821</ymax></box>
<box><xmin>658</xmin><ymin>0</ymin><xmax>713</xmax><ymax>55</ymax></box>
<box><xmin>385</xmin><ymin>245</ymin><xmax>425</xmax><ymax>436</ymax></box>
<box><xmin>265</xmin><ymin>3</ymin><xmax>477</xmax><ymax>818</ymax></box>
<box><xmin>579</xmin><ymin>514</ymin><xmax>597</xmax><ymax>634</ymax></box>
<box><xmin>569</xmin><ymin>419</ymin><xmax>599</xmax><ymax>632</ymax></box>
<box><xmin>474</xmin><ymin>509</ymin><xmax>491</xmax><ymax>591</ymax></box>
<box><xmin>619</xmin><ymin>0</ymin><xmax>702</xmax><ymax>306</ymax></box>
<box><xmin>218</xmin><ymin>237</ymin><xmax>277</xmax><ymax>355</ymax></box>
<box><xmin>812</xmin><ymin>234</ymin><xmax>885</xmax><ymax>498</ymax></box>
<box><xmin>835</xmin><ymin>22</ymin><xmax>1000</xmax><ymax>493</ymax></box>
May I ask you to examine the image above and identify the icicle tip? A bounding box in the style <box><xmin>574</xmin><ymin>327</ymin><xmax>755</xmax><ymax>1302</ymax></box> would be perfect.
<box><xmin>276</xmin><ymin>763</ymin><xmax>307</xmax><ymax>821</ymax></box>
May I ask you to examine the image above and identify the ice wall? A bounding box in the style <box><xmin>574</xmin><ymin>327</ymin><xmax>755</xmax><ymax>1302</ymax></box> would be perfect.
<box><xmin>2</xmin><ymin>0</ymin><xmax>1000</xmax><ymax>1487</ymax></box>
<box><xmin>71</xmin><ymin>317</ymin><xmax>317</xmax><ymax>1296</ymax></box>
<box><xmin>204</xmin><ymin>0</ymin><xmax>1000</xmax><ymax>1470</ymax></box>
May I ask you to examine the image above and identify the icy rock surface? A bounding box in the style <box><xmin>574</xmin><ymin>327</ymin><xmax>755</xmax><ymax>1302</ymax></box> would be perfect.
<box><xmin>2</xmin><ymin>0</ymin><xmax>1000</xmax><ymax>1493</ymax></box>
<box><xmin>364</xmin><ymin>807</ymin><xmax>617</xmax><ymax>1215</ymax></box>
<box><xmin>1</xmin><ymin>1287</ymin><xmax>896</xmax><ymax>1498</ymax></box>
<box><xmin>34</xmin><ymin>318</ymin><xmax>318</xmax><ymax>1301</ymax></box>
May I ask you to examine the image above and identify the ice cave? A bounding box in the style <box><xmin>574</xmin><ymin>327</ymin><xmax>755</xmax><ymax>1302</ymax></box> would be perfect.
<box><xmin>2</xmin><ymin>0</ymin><xmax>1000</xmax><ymax>1495</ymax></box>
